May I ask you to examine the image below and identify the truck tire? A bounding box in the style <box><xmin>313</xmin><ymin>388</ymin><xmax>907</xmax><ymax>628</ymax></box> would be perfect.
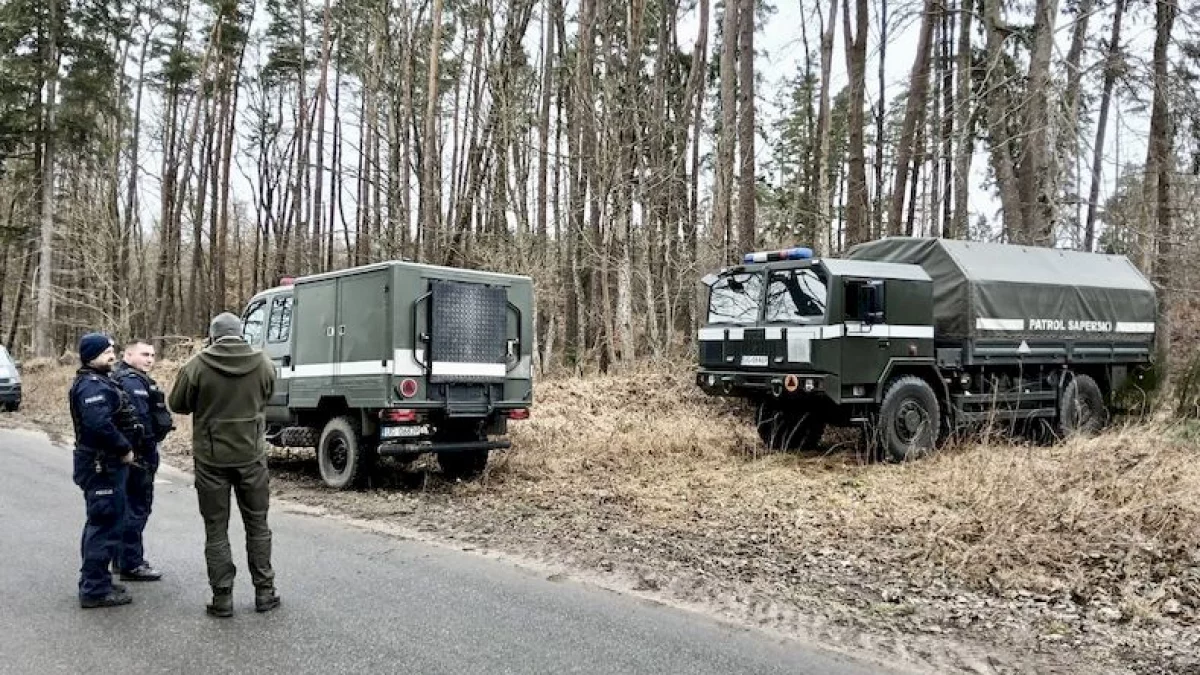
<box><xmin>1059</xmin><ymin>374</ymin><xmax>1107</xmax><ymax>437</ymax></box>
<box><xmin>878</xmin><ymin>376</ymin><xmax>941</xmax><ymax>462</ymax></box>
<box><xmin>317</xmin><ymin>416</ymin><xmax>375</xmax><ymax>490</ymax></box>
<box><xmin>755</xmin><ymin>401</ymin><xmax>824</xmax><ymax>451</ymax></box>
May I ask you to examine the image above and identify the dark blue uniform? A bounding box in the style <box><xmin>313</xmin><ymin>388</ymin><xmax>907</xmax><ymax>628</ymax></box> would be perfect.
<box><xmin>69</xmin><ymin>368</ymin><xmax>136</xmax><ymax>601</ymax></box>
<box><xmin>113</xmin><ymin>362</ymin><xmax>171</xmax><ymax>573</ymax></box>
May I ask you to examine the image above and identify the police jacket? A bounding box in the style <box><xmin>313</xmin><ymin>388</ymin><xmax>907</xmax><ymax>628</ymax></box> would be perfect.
<box><xmin>114</xmin><ymin>361</ymin><xmax>174</xmax><ymax>450</ymax></box>
<box><xmin>69</xmin><ymin>367</ymin><xmax>138</xmax><ymax>458</ymax></box>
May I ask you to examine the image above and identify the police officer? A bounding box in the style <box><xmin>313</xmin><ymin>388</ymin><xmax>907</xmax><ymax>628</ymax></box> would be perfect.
<box><xmin>70</xmin><ymin>333</ymin><xmax>139</xmax><ymax>608</ymax></box>
<box><xmin>113</xmin><ymin>339</ymin><xmax>173</xmax><ymax>582</ymax></box>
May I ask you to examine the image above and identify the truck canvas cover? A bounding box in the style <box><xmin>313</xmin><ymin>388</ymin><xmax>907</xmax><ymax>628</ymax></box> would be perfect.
<box><xmin>845</xmin><ymin>237</ymin><xmax>1156</xmax><ymax>342</ymax></box>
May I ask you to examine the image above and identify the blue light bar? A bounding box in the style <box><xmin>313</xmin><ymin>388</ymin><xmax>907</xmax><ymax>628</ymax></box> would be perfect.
<box><xmin>743</xmin><ymin>247</ymin><xmax>814</xmax><ymax>264</ymax></box>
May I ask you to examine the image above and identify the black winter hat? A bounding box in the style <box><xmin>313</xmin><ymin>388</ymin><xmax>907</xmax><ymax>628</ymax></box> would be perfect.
<box><xmin>79</xmin><ymin>333</ymin><xmax>114</xmax><ymax>365</ymax></box>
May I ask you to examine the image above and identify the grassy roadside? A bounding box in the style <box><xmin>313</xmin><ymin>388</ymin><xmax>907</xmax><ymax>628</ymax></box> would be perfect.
<box><xmin>10</xmin><ymin>360</ymin><xmax>1200</xmax><ymax>673</ymax></box>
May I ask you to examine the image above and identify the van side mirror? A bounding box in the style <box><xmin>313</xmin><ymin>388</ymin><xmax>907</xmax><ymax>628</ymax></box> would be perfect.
<box><xmin>858</xmin><ymin>281</ymin><xmax>885</xmax><ymax>325</ymax></box>
<box><xmin>12</xmin><ymin>360</ymin><xmax>20</xmax><ymax>370</ymax></box>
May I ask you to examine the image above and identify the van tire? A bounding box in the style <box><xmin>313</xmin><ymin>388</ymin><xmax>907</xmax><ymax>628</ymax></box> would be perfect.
<box><xmin>317</xmin><ymin>416</ymin><xmax>374</xmax><ymax>490</ymax></box>
<box><xmin>878</xmin><ymin>376</ymin><xmax>941</xmax><ymax>463</ymax></box>
<box><xmin>1058</xmin><ymin>374</ymin><xmax>1107</xmax><ymax>437</ymax></box>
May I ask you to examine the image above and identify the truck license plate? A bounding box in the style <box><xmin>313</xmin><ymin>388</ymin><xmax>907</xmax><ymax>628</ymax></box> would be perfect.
<box><xmin>381</xmin><ymin>425</ymin><xmax>428</xmax><ymax>439</ymax></box>
<box><xmin>741</xmin><ymin>355</ymin><xmax>768</xmax><ymax>367</ymax></box>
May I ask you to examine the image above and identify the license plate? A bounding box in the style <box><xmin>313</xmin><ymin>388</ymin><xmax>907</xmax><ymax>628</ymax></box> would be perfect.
<box><xmin>381</xmin><ymin>425</ymin><xmax>428</xmax><ymax>439</ymax></box>
<box><xmin>741</xmin><ymin>355</ymin><xmax>769</xmax><ymax>367</ymax></box>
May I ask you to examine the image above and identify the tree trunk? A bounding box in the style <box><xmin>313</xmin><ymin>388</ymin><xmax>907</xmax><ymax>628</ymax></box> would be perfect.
<box><xmin>1148</xmin><ymin>0</ymin><xmax>1175</xmax><ymax>376</ymax></box>
<box><xmin>1062</xmin><ymin>0</ymin><xmax>1094</xmax><ymax>242</ymax></box>
<box><xmin>887</xmin><ymin>0</ymin><xmax>936</xmax><ymax>237</ymax></box>
<box><xmin>981</xmin><ymin>0</ymin><xmax>1024</xmax><ymax>241</ymax></box>
<box><xmin>842</xmin><ymin>0</ymin><xmax>870</xmax><ymax>246</ymax></box>
<box><xmin>1083</xmin><ymin>0</ymin><xmax>1126</xmax><ymax>251</ymax></box>
<box><xmin>813</xmin><ymin>0</ymin><xmax>838</xmax><ymax>253</ymax></box>
<box><xmin>736</xmin><ymin>0</ymin><xmax>756</xmax><ymax>253</ymax></box>
<box><xmin>873</xmin><ymin>0</ymin><xmax>887</xmax><ymax>240</ymax></box>
<box><xmin>421</xmin><ymin>0</ymin><xmax>445</xmax><ymax>260</ymax></box>
<box><xmin>950</xmin><ymin>0</ymin><xmax>973</xmax><ymax>239</ymax></box>
<box><xmin>311</xmin><ymin>0</ymin><xmax>333</xmax><ymax>271</ymax></box>
<box><xmin>713</xmin><ymin>0</ymin><xmax>738</xmax><ymax>258</ymax></box>
<box><xmin>535</xmin><ymin>0</ymin><xmax>554</xmax><ymax>243</ymax></box>
<box><xmin>34</xmin><ymin>0</ymin><xmax>60</xmax><ymax>358</ymax></box>
<box><xmin>1014</xmin><ymin>0</ymin><xmax>1061</xmax><ymax>246</ymax></box>
<box><xmin>937</xmin><ymin>0</ymin><xmax>954</xmax><ymax>238</ymax></box>
<box><xmin>686</xmin><ymin>0</ymin><xmax>709</xmax><ymax>333</ymax></box>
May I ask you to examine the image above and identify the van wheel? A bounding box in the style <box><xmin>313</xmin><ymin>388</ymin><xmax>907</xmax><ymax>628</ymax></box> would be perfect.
<box><xmin>878</xmin><ymin>376</ymin><xmax>941</xmax><ymax>463</ymax></box>
<box><xmin>317</xmin><ymin>416</ymin><xmax>375</xmax><ymax>490</ymax></box>
<box><xmin>755</xmin><ymin>401</ymin><xmax>825</xmax><ymax>451</ymax></box>
<box><xmin>1059</xmin><ymin>374</ymin><xmax>1107</xmax><ymax>437</ymax></box>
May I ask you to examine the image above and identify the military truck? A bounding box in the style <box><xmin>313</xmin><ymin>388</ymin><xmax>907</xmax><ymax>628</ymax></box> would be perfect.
<box><xmin>239</xmin><ymin>260</ymin><xmax>534</xmax><ymax>489</ymax></box>
<box><xmin>695</xmin><ymin>237</ymin><xmax>1156</xmax><ymax>461</ymax></box>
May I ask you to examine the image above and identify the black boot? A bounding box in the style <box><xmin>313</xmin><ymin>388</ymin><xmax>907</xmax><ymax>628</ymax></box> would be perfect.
<box><xmin>255</xmin><ymin>587</ymin><xmax>280</xmax><ymax>613</ymax></box>
<box><xmin>206</xmin><ymin>587</ymin><xmax>233</xmax><ymax>618</ymax></box>
<box><xmin>81</xmin><ymin>588</ymin><xmax>132</xmax><ymax>609</ymax></box>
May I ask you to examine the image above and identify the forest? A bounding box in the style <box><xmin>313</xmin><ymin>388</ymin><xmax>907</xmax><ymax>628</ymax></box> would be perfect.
<box><xmin>1</xmin><ymin>0</ymin><xmax>1198</xmax><ymax>373</ymax></box>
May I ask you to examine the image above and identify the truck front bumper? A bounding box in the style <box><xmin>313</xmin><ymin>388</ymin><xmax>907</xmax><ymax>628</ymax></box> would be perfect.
<box><xmin>0</xmin><ymin>383</ymin><xmax>21</xmax><ymax>404</ymax></box>
<box><xmin>696</xmin><ymin>370</ymin><xmax>834</xmax><ymax>399</ymax></box>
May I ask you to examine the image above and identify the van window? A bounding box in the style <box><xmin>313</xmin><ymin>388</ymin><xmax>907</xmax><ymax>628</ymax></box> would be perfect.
<box><xmin>242</xmin><ymin>301</ymin><xmax>267</xmax><ymax>345</ymax></box>
<box><xmin>267</xmin><ymin>296</ymin><xmax>293</xmax><ymax>343</ymax></box>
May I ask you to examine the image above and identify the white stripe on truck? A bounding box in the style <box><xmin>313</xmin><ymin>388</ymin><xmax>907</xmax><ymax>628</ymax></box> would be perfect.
<box><xmin>697</xmin><ymin>324</ymin><xmax>933</xmax><ymax>341</ymax></box>
<box><xmin>278</xmin><ymin>349</ymin><xmax>513</xmax><ymax>380</ymax></box>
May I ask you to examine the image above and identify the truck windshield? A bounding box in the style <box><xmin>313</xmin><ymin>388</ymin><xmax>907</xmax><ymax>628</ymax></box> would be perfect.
<box><xmin>765</xmin><ymin>269</ymin><xmax>827</xmax><ymax>323</ymax></box>
<box><xmin>707</xmin><ymin>272</ymin><xmax>763</xmax><ymax>325</ymax></box>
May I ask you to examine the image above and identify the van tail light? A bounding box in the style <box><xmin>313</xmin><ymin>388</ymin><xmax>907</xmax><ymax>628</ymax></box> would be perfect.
<box><xmin>380</xmin><ymin>409</ymin><xmax>418</xmax><ymax>423</ymax></box>
<box><xmin>506</xmin><ymin>409</ymin><xmax>530</xmax><ymax>420</ymax></box>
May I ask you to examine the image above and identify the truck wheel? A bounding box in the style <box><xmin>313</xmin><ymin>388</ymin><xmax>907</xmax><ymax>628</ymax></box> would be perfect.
<box><xmin>317</xmin><ymin>416</ymin><xmax>375</xmax><ymax>490</ymax></box>
<box><xmin>1059</xmin><ymin>374</ymin><xmax>1107</xmax><ymax>437</ymax></box>
<box><xmin>878</xmin><ymin>376</ymin><xmax>941</xmax><ymax>463</ymax></box>
<box><xmin>755</xmin><ymin>402</ymin><xmax>824</xmax><ymax>451</ymax></box>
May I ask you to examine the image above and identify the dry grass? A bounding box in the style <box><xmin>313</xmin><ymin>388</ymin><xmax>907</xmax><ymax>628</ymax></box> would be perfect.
<box><xmin>14</xmin><ymin>362</ymin><xmax>1200</xmax><ymax>613</ymax></box>
<box><xmin>494</xmin><ymin>371</ymin><xmax>1200</xmax><ymax>604</ymax></box>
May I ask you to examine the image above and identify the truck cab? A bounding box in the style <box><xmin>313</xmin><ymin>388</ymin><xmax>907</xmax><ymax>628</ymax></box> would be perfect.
<box><xmin>241</xmin><ymin>260</ymin><xmax>535</xmax><ymax>489</ymax></box>
<box><xmin>696</xmin><ymin>247</ymin><xmax>937</xmax><ymax>455</ymax></box>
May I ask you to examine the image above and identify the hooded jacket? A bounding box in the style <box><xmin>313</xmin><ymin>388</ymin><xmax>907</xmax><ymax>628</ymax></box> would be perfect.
<box><xmin>168</xmin><ymin>337</ymin><xmax>276</xmax><ymax>467</ymax></box>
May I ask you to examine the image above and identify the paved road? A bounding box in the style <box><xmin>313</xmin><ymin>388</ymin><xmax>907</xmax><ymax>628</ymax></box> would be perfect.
<box><xmin>0</xmin><ymin>428</ymin><xmax>898</xmax><ymax>675</ymax></box>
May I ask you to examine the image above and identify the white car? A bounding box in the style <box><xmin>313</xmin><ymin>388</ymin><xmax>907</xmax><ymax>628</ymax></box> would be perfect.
<box><xmin>0</xmin><ymin>345</ymin><xmax>21</xmax><ymax>412</ymax></box>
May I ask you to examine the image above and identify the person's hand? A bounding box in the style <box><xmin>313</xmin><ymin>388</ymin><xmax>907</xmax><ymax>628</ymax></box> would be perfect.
<box><xmin>121</xmin><ymin>451</ymin><xmax>134</xmax><ymax>465</ymax></box>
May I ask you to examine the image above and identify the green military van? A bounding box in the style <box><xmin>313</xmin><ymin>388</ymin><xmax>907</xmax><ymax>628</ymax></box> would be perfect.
<box><xmin>241</xmin><ymin>260</ymin><xmax>534</xmax><ymax>489</ymax></box>
<box><xmin>696</xmin><ymin>237</ymin><xmax>1156</xmax><ymax>460</ymax></box>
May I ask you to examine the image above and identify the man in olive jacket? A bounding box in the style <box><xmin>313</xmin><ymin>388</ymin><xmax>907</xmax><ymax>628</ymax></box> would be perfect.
<box><xmin>169</xmin><ymin>312</ymin><xmax>280</xmax><ymax>617</ymax></box>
